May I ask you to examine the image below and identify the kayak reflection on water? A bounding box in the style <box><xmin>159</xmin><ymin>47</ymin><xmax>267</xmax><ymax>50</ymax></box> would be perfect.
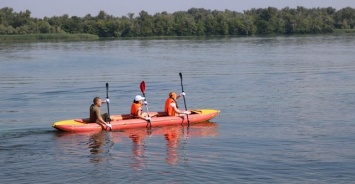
<box><xmin>54</xmin><ymin>121</ymin><xmax>218</xmax><ymax>167</ymax></box>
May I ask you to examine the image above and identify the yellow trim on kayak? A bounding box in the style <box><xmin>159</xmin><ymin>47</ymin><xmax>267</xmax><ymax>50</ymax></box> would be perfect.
<box><xmin>192</xmin><ymin>109</ymin><xmax>220</xmax><ymax>115</ymax></box>
<box><xmin>52</xmin><ymin>119</ymin><xmax>85</xmax><ymax>126</ymax></box>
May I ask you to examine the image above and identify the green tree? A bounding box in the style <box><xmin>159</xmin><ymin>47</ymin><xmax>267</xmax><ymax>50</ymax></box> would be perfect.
<box><xmin>16</xmin><ymin>25</ymin><xmax>30</xmax><ymax>34</ymax></box>
<box><xmin>5</xmin><ymin>25</ymin><xmax>17</xmax><ymax>34</ymax></box>
<box><xmin>12</xmin><ymin>10</ymin><xmax>32</xmax><ymax>28</ymax></box>
<box><xmin>251</xmin><ymin>7</ymin><xmax>279</xmax><ymax>34</ymax></box>
<box><xmin>119</xmin><ymin>16</ymin><xmax>134</xmax><ymax>37</ymax></box>
<box><xmin>215</xmin><ymin>12</ymin><xmax>229</xmax><ymax>35</ymax></box>
<box><xmin>0</xmin><ymin>7</ymin><xmax>15</xmax><ymax>26</ymax></box>
<box><xmin>137</xmin><ymin>11</ymin><xmax>154</xmax><ymax>36</ymax></box>
<box><xmin>61</xmin><ymin>15</ymin><xmax>83</xmax><ymax>33</ymax></box>
<box><xmin>38</xmin><ymin>20</ymin><xmax>52</xmax><ymax>33</ymax></box>
<box><xmin>173</xmin><ymin>11</ymin><xmax>196</xmax><ymax>36</ymax></box>
<box><xmin>0</xmin><ymin>24</ymin><xmax>7</xmax><ymax>34</ymax></box>
<box><xmin>335</xmin><ymin>7</ymin><xmax>355</xmax><ymax>29</ymax></box>
<box><xmin>204</xmin><ymin>14</ymin><xmax>217</xmax><ymax>35</ymax></box>
<box><xmin>153</xmin><ymin>12</ymin><xmax>174</xmax><ymax>36</ymax></box>
<box><xmin>240</xmin><ymin>14</ymin><xmax>256</xmax><ymax>35</ymax></box>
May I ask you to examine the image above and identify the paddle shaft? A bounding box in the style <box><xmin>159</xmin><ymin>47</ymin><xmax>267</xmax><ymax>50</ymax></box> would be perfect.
<box><xmin>179</xmin><ymin>73</ymin><xmax>190</xmax><ymax>124</ymax></box>
<box><xmin>143</xmin><ymin>92</ymin><xmax>150</xmax><ymax>118</ymax></box>
<box><xmin>106</xmin><ymin>83</ymin><xmax>110</xmax><ymax>124</ymax></box>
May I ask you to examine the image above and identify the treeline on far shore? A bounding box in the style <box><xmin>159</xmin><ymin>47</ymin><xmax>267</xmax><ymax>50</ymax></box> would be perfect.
<box><xmin>0</xmin><ymin>6</ymin><xmax>355</xmax><ymax>40</ymax></box>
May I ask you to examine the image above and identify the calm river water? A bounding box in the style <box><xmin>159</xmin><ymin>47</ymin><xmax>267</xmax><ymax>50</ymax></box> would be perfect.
<box><xmin>1</xmin><ymin>35</ymin><xmax>355</xmax><ymax>183</ymax></box>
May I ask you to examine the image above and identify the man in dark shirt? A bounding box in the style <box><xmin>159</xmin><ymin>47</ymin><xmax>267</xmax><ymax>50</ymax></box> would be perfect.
<box><xmin>87</xmin><ymin>97</ymin><xmax>112</xmax><ymax>129</ymax></box>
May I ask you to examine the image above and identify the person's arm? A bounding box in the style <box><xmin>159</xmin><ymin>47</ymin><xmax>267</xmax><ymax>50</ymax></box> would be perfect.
<box><xmin>172</xmin><ymin>103</ymin><xmax>190</xmax><ymax>115</ymax></box>
<box><xmin>98</xmin><ymin>111</ymin><xmax>112</xmax><ymax>128</ymax></box>
<box><xmin>96</xmin><ymin>108</ymin><xmax>108</xmax><ymax>124</ymax></box>
<box><xmin>137</xmin><ymin>107</ymin><xmax>148</xmax><ymax>120</ymax></box>
<box><xmin>172</xmin><ymin>103</ymin><xmax>183</xmax><ymax>114</ymax></box>
<box><xmin>102</xmin><ymin>99</ymin><xmax>110</xmax><ymax>103</ymax></box>
<box><xmin>176</xmin><ymin>92</ymin><xmax>185</xmax><ymax>100</ymax></box>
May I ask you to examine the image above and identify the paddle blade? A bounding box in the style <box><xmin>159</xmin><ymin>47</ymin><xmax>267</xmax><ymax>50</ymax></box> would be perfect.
<box><xmin>179</xmin><ymin>73</ymin><xmax>184</xmax><ymax>92</ymax></box>
<box><xmin>140</xmin><ymin>81</ymin><xmax>146</xmax><ymax>94</ymax></box>
<box><xmin>106</xmin><ymin>83</ymin><xmax>109</xmax><ymax>98</ymax></box>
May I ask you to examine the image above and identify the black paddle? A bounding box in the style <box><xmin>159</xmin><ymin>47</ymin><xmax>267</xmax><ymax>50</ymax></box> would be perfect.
<box><xmin>140</xmin><ymin>81</ymin><xmax>151</xmax><ymax>128</ymax></box>
<box><xmin>106</xmin><ymin>83</ymin><xmax>111</xmax><ymax>129</ymax></box>
<box><xmin>179</xmin><ymin>72</ymin><xmax>190</xmax><ymax>126</ymax></box>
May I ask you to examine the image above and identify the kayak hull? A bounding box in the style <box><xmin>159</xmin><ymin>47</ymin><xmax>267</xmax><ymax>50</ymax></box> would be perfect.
<box><xmin>52</xmin><ymin>109</ymin><xmax>220</xmax><ymax>132</ymax></box>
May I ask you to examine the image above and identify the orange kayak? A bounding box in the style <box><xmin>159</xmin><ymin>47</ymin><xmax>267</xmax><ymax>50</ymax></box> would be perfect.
<box><xmin>52</xmin><ymin>109</ymin><xmax>220</xmax><ymax>132</ymax></box>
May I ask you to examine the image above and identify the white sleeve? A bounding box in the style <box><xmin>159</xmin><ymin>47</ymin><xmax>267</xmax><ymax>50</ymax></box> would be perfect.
<box><xmin>170</xmin><ymin>102</ymin><xmax>176</xmax><ymax>108</ymax></box>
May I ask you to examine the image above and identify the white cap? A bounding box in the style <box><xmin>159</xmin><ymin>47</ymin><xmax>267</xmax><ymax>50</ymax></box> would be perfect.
<box><xmin>134</xmin><ymin>95</ymin><xmax>145</xmax><ymax>101</ymax></box>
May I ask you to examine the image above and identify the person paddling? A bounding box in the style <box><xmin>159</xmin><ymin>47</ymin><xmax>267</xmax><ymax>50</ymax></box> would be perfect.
<box><xmin>131</xmin><ymin>95</ymin><xmax>151</xmax><ymax>121</ymax></box>
<box><xmin>84</xmin><ymin>97</ymin><xmax>113</xmax><ymax>129</ymax></box>
<box><xmin>164</xmin><ymin>92</ymin><xmax>190</xmax><ymax>116</ymax></box>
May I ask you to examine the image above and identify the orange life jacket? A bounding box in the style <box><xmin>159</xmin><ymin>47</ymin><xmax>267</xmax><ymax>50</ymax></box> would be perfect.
<box><xmin>165</xmin><ymin>98</ymin><xmax>176</xmax><ymax>116</ymax></box>
<box><xmin>131</xmin><ymin>102</ymin><xmax>142</xmax><ymax>117</ymax></box>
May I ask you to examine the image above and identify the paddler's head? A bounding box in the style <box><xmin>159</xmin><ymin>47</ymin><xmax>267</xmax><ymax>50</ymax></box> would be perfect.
<box><xmin>169</xmin><ymin>92</ymin><xmax>177</xmax><ymax>99</ymax></box>
<box><xmin>133</xmin><ymin>95</ymin><xmax>145</xmax><ymax>104</ymax></box>
<box><xmin>93</xmin><ymin>97</ymin><xmax>102</xmax><ymax>107</ymax></box>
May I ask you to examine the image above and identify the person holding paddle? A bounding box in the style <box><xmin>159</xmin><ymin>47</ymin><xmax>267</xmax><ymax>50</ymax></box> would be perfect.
<box><xmin>131</xmin><ymin>95</ymin><xmax>150</xmax><ymax>121</ymax></box>
<box><xmin>164</xmin><ymin>92</ymin><xmax>190</xmax><ymax>116</ymax></box>
<box><xmin>83</xmin><ymin>97</ymin><xmax>113</xmax><ymax>129</ymax></box>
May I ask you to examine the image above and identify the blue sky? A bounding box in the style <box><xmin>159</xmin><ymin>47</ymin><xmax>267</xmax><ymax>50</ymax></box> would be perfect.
<box><xmin>2</xmin><ymin>0</ymin><xmax>355</xmax><ymax>18</ymax></box>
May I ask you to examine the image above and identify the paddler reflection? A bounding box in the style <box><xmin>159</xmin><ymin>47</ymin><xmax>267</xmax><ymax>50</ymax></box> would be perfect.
<box><xmin>157</xmin><ymin>121</ymin><xmax>219</xmax><ymax>166</ymax></box>
<box><xmin>173</xmin><ymin>122</ymin><xmax>218</xmax><ymax>165</ymax></box>
<box><xmin>164</xmin><ymin>127</ymin><xmax>180</xmax><ymax>165</ymax></box>
<box><xmin>88</xmin><ymin>131</ymin><xmax>114</xmax><ymax>163</ymax></box>
<box><xmin>125</xmin><ymin>128</ymin><xmax>148</xmax><ymax>170</ymax></box>
<box><xmin>53</xmin><ymin>131</ymin><xmax>118</xmax><ymax>164</ymax></box>
<box><xmin>54</xmin><ymin>122</ymin><xmax>218</xmax><ymax>166</ymax></box>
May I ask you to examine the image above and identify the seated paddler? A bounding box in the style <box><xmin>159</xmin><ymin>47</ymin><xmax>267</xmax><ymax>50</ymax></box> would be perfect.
<box><xmin>83</xmin><ymin>97</ymin><xmax>118</xmax><ymax>129</ymax></box>
<box><xmin>164</xmin><ymin>92</ymin><xmax>190</xmax><ymax>116</ymax></box>
<box><xmin>131</xmin><ymin>95</ymin><xmax>150</xmax><ymax>121</ymax></box>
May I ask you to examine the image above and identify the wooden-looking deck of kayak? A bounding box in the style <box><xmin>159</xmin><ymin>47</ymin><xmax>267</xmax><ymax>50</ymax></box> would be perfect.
<box><xmin>52</xmin><ymin>109</ymin><xmax>220</xmax><ymax>132</ymax></box>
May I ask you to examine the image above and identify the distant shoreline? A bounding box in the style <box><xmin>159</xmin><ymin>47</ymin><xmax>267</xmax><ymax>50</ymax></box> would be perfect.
<box><xmin>332</xmin><ymin>29</ymin><xmax>355</xmax><ymax>33</ymax></box>
<box><xmin>1</xmin><ymin>30</ymin><xmax>354</xmax><ymax>42</ymax></box>
<box><xmin>0</xmin><ymin>33</ymin><xmax>99</xmax><ymax>41</ymax></box>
